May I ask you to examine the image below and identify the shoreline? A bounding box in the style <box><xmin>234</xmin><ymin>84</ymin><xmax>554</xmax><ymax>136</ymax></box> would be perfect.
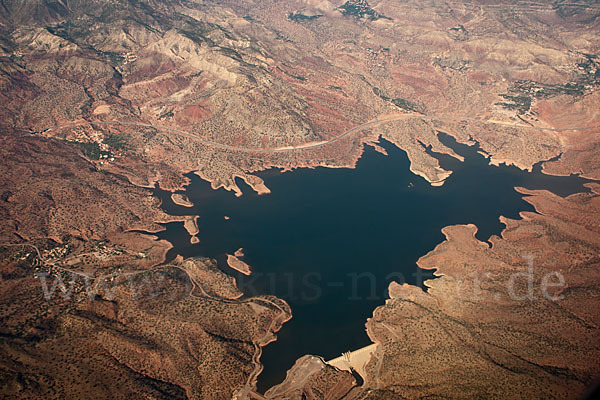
<box><xmin>125</xmin><ymin>116</ymin><xmax>600</xmax><ymax>396</ymax></box>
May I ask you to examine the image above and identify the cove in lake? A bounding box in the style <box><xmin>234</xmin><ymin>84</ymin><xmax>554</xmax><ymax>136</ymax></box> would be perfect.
<box><xmin>152</xmin><ymin>133</ymin><xmax>594</xmax><ymax>393</ymax></box>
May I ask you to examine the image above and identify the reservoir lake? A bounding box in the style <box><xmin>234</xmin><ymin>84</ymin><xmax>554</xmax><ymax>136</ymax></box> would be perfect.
<box><xmin>152</xmin><ymin>133</ymin><xmax>593</xmax><ymax>392</ymax></box>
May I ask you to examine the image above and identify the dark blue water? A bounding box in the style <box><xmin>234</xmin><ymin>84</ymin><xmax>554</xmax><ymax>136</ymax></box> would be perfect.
<box><xmin>151</xmin><ymin>133</ymin><xmax>593</xmax><ymax>393</ymax></box>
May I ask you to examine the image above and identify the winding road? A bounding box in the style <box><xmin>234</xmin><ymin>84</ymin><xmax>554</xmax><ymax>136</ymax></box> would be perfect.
<box><xmin>30</xmin><ymin>114</ymin><xmax>600</xmax><ymax>154</ymax></box>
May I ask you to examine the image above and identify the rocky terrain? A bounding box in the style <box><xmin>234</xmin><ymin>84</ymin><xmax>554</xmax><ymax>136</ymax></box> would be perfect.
<box><xmin>0</xmin><ymin>254</ymin><xmax>291</xmax><ymax>399</ymax></box>
<box><xmin>1</xmin><ymin>0</ymin><xmax>600</xmax><ymax>398</ymax></box>
<box><xmin>362</xmin><ymin>185</ymin><xmax>600</xmax><ymax>399</ymax></box>
<box><xmin>2</xmin><ymin>0</ymin><xmax>600</xmax><ymax>193</ymax></box>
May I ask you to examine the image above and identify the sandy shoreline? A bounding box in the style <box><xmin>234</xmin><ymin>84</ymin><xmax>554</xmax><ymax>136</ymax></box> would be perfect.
<box><xmin>234</xmin><ymin>247</ymin><xmax>245</xmax><ymax>257</ymax></box>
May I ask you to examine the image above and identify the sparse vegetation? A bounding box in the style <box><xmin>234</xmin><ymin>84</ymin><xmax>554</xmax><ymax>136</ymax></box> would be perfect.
<box><xmin>2</xmin><ymin>1</ymin><xmax>600</xmax><ymax>398</ymax></box>
<box><xmin>158</xmin><ymin>110</ymin><xmax>174</xmax><ymax>120</ymax></box>
<box><xmin>448</xmin><ymin>24</ymin><xmax>469</xmax><ymax>41</ymax></box>
<box><xmin>288</xmin><ymin>12</ymin><xmax>323</xmax><ymax>22</ymax></box>
<box><xmin>433</xmin><ymin>56</ymin><xmax>470</xmax><ymax>71</ymax></box>
<box><xmin>373</xmin><ymin>87</ymin><xmax>425</xmax><ymax>113</ymax></box>
<box><xmin>218</xmin><ymin>46</ymin><xmax>244</xmax><ymax>62</ymax></box>
<box><xmin>76</xmin><ymin>141</ymin><xmax>101</xmax><ymax>159</ymax></box>
<box><xmin>178</xmin><ymin>28</ymin><xmax>214</xmax><ymax>47</ymax></box>
<box><xmin>496</xmin><ymin>94</ymin><xmax>532</xmax><ymax>114</ymax></box>
<box><xmin>273</xmin><ymin>29</ymin><xmax>293</xmax><ymax>42</ymax></box>
<box><xmin>338</xmin><ymin>0</ymin><xmax>390</xmax><ymax>21</ymax></box>
<box><xmin>497</xmin><ymin>53</ymin><xmax>600</xmax><ymax>113</ymax></box>
<box><xmin>103</xmin><ymin>133</ymin><xmax>129</xmax><ymax>150</ymax></box>
<box><xmin>391</xmin><ymin>97</ymin><xmax>424</xmax><ymax>113</ymax></box>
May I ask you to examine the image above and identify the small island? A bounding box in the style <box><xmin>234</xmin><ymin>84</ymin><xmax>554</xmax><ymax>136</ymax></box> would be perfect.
<box><xmin>183</xmin><ymin>215</ymin><xmax>200</xmax><ymax>244</ymax></box>
<box><xmin>171</xmin><ymin>193</ymin><xmax>194</xmax><ymax>207</ymax></box>
<box><xmin>226</xmin><ymin>253</ymin><xmax>252</xmax><ymax>276</ymax></box>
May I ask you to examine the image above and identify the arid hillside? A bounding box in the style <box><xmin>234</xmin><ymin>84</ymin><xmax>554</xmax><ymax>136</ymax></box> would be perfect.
<box><xmin>1</xmin><ymin>0</ymin><xmax>600</xmax><ymax>399</ymax></box>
